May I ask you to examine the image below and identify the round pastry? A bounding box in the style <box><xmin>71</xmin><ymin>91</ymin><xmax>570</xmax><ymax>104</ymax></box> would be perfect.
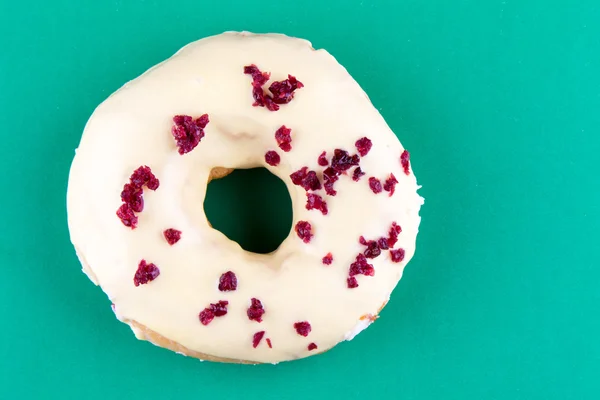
<box><xmin>67</xmin><ymin>31</ymin><xmax>423</xmax><ymax>364</ymax></box>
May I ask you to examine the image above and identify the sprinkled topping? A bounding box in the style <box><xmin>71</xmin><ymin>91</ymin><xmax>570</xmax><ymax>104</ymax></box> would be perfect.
<box><xmin>290</xmin><ymin>166</ymin><xmax>308</xmax><ymax>185</ymax></box>
<box><xmin>377</xmin><ymin>237</ymin><xmax>390</xmax><ymax>250</ymax></box>
<box><xmin>383</xmin><ymin>173</ymin><xmax>398</xmax><ymax>196</ymax></box>
<box><xmin>322</xmin><ymin>253</ymin><xmax>333</xmax><ymax>265</ymax></box>
<box><xmin>275</xmin><ymin>125</ymin><xmax>292</xmax><ymax>152</ymax></box>
<box><xmin>133</xmin><ymin>260</ymin><xmax>160</xmax><ymax>286</ymax></box>
<box><xmin>253</xmin><ymin>331</ymin><xmax>266</xmax><ymax>348</ymax></box>
<box><xmin>368</xmin><ymin>177</ymin><xmax>382</xmax><ymax>194</ymax></box>
<box><xmin>349</xmin><ymin>254</ymin><xmax>375</xmax><ymax>277</ymax></box>
<box><xmin>269</xmin><ymin>75</ymin><xmax>304</xmax><ymax>104</ymax></box>
<box><xmin>306</xmin><ymin>193</ymin><xmax>328</xmax><ymax>215</ymax></box>
<box><xmin>331</xmin><ymin>149</ymin><xmax>360</xmax><ymax>173</ymax></box>
<box><xmin>295</xmin><ymin>221</ymin><xmax>313</xmax><ymax>243</ymax></box>
<box><xmin>347</xmin><ymin>276</ymin><xmax>359</xmax><ymax>288</ymax></box>
<box><xmin>317</xmin><ymin>151</ymin><xmax>329</xmax><ymax>166</ymax></box>
<box><xmin>388</xmin><ymin>222</ymin><xmax>402</xmax><ymax>248</ymax></box>
<box><xmin>130</xmin><ymin>166</ymin><xmax>160</xmax><ymax>190</ymax></box>
<box><xmin>163</xmin><ymin>229</ymin><xmax>182</xmax><ymax>245</ymax></box>
<box><xmin>390</xmin><ymin>248</ymin><xmax>406</xmax><ymax>263</ymax></box>
<box><xmin>265</xmin><ymin>150</ymin><xmax>281</xmax><ymax>166</ymax></box>
<box><xmin>308</xmin><ymin>343</ymin><xmax>318</xmax><ymax>351</ymax></box>
<box><xmin>247</xmin><ymin>298</ymin><xmax>265</xmax><ymax>322</ymax></box>
<box><xmin>323</xmin><ymin>167</ymin><xmax>339</xmax><ymax>196</ymax></box>
<box><xmin>401</xmin><ymin>150</ymin><xmax>411</xmax><ymax>175</ymax></box>
<box><xmin>352</xmin><ymin>167</ymin><xmax>365</xmax><ymax>182</ymax></box>
<box><xmin>199</xmin><ymin>300</ymin><xmax>229</xmax><ymax>326</ymax></box>
<box><xmin>172</xmin><ymin>114</ymin><xmax>209</xmax><ymax>155</ymax></box>
<box><xmin>116</xmin><ymin>204</ymin><xmax>138</xmax><ymax>228</ymax></box>
<box><xmin>355</xmin><ymin>137</ymin><xmax>372</xmax><ymax>157</ymax></box>
<box><xmin>299</xmin><ymin>170</ymin><xmax>321</xmax><ymax>191</ymax></box>
<box><xmin>121</xmin><ymin>184</ymin><xmax>144</xmax><ymax>212</ymax></box>
<box><xmin>244</xmin><ymin>64</ymin><xmax>270</xmax><ymax>85</ymax></box>
<box><xmin>363</xmin><ymin>240</ymin><xmax>382</xmax><ymax>259</ymax></box>
<box><xmin>218</xmin><ymin>271</ymin><xmax>238</xmax><ymax>292</ymax></box>
<box><xmin>294</xmin><ymin>321</ymin><xmax>312</xmax><ymax>337</ymax></box>
<box><xmin>266</xmin><ymin>338</ymin><xmax>273</xmax><ymax>348</ymax></box>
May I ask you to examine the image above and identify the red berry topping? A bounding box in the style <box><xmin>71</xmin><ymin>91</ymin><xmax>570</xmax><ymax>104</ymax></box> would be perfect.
<box><xmin>244</xmin><ymin>64</ymin><xmax>270</xmax><ymax>86</ymax></box>
<box><xmin>116</xmin><ymin>203</ymin><xmax>138</xmax><ymax>228</ymax></box>
<box><xmin>306</xmin><ymin>193</ymin><xmax>328</xmax><ymax>215</ymax></box>
<box><xmin>275</xmin><ymin>125</ymin><xmax>292</xmax><ymax>152</ymax></box>
<box><xmin>253</xmin><ymin>331</ymin><xmax>266</xmax><ymax>348</ymax></box>
<box><xmin>355</xmin><ymin>137</ymin><xmax>372</xmax><ymax>157</ymax></box>
<box><xmin>349</xmin><ymin>254</ymin><xmax>375</xmax><ymax>277</ymax></box>
<box><xmin>251</xmin><ymin>84</ymin><xmax>279</xmax><ymax>111</ymax></box>
<box><xmin>290</xmin><ymin>166</ymin><xmax>308</xmax><ymax>185</ymax></box>
<box><xmin>317</xmin><ymin>151</ymin><xmax>329</xmax><ymax>166</ymax></box>
<box><xmin>269</xmin><ymin>75</ymin><xmax>304</xmax><ymax>104</ymax></box>
<box><xmin>130</xmin><ymin>166</ymin><xmax>160</xmax><ymax>190</ymax></box>
<box><xmin>323</xmin><ymin>167</ymin><xmax>340</xmax><ymax>196</ymax></box>
<box><xmin>307</xmin><ymin>343</ymin><xmax>318</xmax><ymax>351</ymax></box>
<box><xmin>199</xmin><ymin>300</ymin><xmax>229</xmax><ymax>326</ymax></box>
<box><xmin>347</xmin><ymin>276</ymin><xmax>359</xmax><ymax>288</ymax></box>
<box><xmin>331</xmin><ymin>149</ymin><xmax>360</xmax><ymax>173</ymax></box>
<box><xmin>301</xmin><ymin>171</ymin><xmax>321</xmax><ymax>191</ymax></box>
<box><xmin>369</xmin><ymin>177</ymin><xmax>383</xmax><ymax>194</ymax></box>
<box><xmin>163</xmin><ymin>228</ymin><xmax>182</xmax><ymax>245</ymax></box>
<box><xmin>377</xmin><ymin>237</ymin><xmax>390</xmax><ymax>250</ymax></box>
<box><xmin>247</xmin><ymin>298</ymin><xmax>265</xmax><ymax>322</ymax></box>
<box><xmin>133</xmin><ymin>260</ymin><xmax>160</xmax><ymax>286</ymax></box>
<box><xmin>322</xmin><ymin>253</ymin><xmax>333</xmax><ymax>265</ymax></box>
<box><xmin>352</xmin><ymin>167</ymin><xmax>365</xmax><ymax>182</ymax></box>
<box><xmin>295</xmin><ymin>221</ymin><xmax>313</xmax><ymax>243</ymax></box>
<box><xmin>388</xmin><ymin>222</ymin><xmax>402</xmax><ymax>248</ymax></box>
<box><xmin>172</xmin><ymin>114</ymin><xmax>209</xmax><ymax>155</ymax></box>
<box><xmin>265</xmin><ymin>150</ymin><xmax>281</xmax><ymax>166</ymax></box>
<box><xmin>390</xmin><ymin>248</ymin><xmax>406</xmax><ymax>263</ymax></box>
<box><xmin>363</xmin><ymin>240</ymin><xmax>382</xmax><ymax>259</ymax></box>
<box><xmin>294</xmin><ymin>321</ymin><xmax>312</xmax><ymax>337</ymax></box>
<box><xmin>383</xmin><ymin>173</ymin><xmax>398</xmax><ymax>196</ymax></box>
<box><xmin>218</xmin><ymin>271</ymin><xmax>238</xmax><ymax>292</ymax></box>
<box><xmin>400</xmin><ymin>150</ymin><xmax>411</xmax><ymax>175</ymax></box>
<box><xmin>121</xmin><ymin>183</ymin><xmax>144</xmax><ymax>213</ymax></box>
<box><xmin>266</xmin><ymin>338</ymin><xmax>273</xmax><ymax>348</ymax></box>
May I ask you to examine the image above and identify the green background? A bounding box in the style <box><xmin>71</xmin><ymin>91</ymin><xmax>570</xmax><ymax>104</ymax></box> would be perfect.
<box><xmin>1</xmin><ymin>0</ymin><xmax>598</xmax><ymax>398</ymax></box>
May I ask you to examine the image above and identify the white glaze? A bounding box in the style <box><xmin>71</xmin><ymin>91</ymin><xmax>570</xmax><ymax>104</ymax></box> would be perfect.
<box><xmin>67</xmin><ymin>32</ymin><xmax>423</xmax><ymax>363</ymax></box>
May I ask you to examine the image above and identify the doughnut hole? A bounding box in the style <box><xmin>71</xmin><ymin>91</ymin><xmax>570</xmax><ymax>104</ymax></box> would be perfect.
<box><xmin>204</xmin><ymin>168</ymin><xmax>292</xmax><ymax>254</ymax></box>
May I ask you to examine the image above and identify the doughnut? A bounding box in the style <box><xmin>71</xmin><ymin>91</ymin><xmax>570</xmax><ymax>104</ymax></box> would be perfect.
<box><xmin>67</xmin><ymin>32</ymin><xmax>423</xmax><ymax>364</ymax></box>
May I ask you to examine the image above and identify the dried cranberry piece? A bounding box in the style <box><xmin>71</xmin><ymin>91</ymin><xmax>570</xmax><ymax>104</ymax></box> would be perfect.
<box><xmin>211</xmin><ymin>300</ymin><xmax>229</xmax><ymax>317</ymax></box>
<box><xmin>301</xmin><ymin>171</ymin><xmax>321</xmax><ymax>191</ymax></box>
<box><xmin>265</xmin><ymin>150</ymin><xmax>281</xmax><ymax>166</ymax></box>
<box><xmin>400</xmin><ymin>150</ymin><xmax>411</xmax><ymax>175</ymax></box>
<box><xmin>377</xmin><ymin>237</ymin><xmax>390</xmax><ymax>250</ymax></box>
<box><xmin>352</xmin><ymin>167</ymin><xmax>365</xmax><ymax>182</ymax></box>
<box><xmin>244</xmin><ymin>64</ymin><xmax>270</xmax><ymax>86</ymax></box>
<box><xmin>390</xmin><ymin>248</ymin><xmax>406</xmax><ymax>263</ymax></box>
<box><xmin>355</xmin><ymin>137</ymin><xmax>372</xmax><ymax>157</ymax></box>
<box><xmin>290</xmin><ymin>166</ymin><xmax>308</xmax><ymax>185</ymax></box>
<box><xmin>269</xmin><ymin>75</ymin><xmax>304</xmax><ymax>104</ymax></box>
<box><xmin>133</xmin><ymin>260</ymin><xmax>160</xmax><ymax>286</ymax></box>
<box><xmin>172</xmin><ymin>114</ymin><xmax>209</xmax><ymax>155</ymax></box>
<box><xmin>331</xmin><ymin>149</ymin><xmax>360</xmax><ymax>173</ymax></box>
<box><xmin>199</xmin><ymin>309</ymin><xmax>214</xmax><ymax>326</ymax></box>
<box><xmin>347</xmin><ymin>276</ymin><xmax>359</xmax><ymax>288</ymax></box>
<box><xmin>130</xmin><ymin>166</ymin><xmax>159</xmax><ymax>190</ymax></box>
<box><xmin>117</xmin><ymin>203</ymin><xmax>138</xmax><ymax>228</ymax></box>
<box><xmin>349</xmin><ymin>254</ymin><xmax>375</xmax><ymax>277</ymax></box>
<box><xmin>322</xmin><ymin>253</ymin><xmax>333</xmax><ymax>265</ymax></box>
<box><xmin>369</xmin><ymin>177</ymin><xmax>382</xmax><ymax>194</ymax></box>
<box><xmin>388</xmin><ymin>222</ymin><xmax>402</xmax><ymax>248</ymax></box>
<box><xmin>317</xmin><ymin>151</ymin><xmax>328</xmax><ymax>166</ymax></box>
<box><xmin>306</xmin><ymin>193</ymin><xmax>328</xmax><ymax>215</ymax></box>
<box><xmin>218</xmin><ymin>271</ymin><xmax>238</xmax><ymax>292</ymax></box>
<box><xmin>121</xmin><ymin>183</ymin><xmax>144</xmax><ymax>212</ymax></box>
<box><xmin>253</xmin><ymin>331</ymin><xmax>266</xmax><ymax>348</ymax></box>
<box><xmin>307</xmin><ymin>343</ymin><xmax>318</xmax><ymax>351</ymax></box>
<box><xmin>266</xmin><ymin>338</ymin><xmax>273</xmax><ymax>348</ymax></box>
<box><xmin>163</xmin><ymin>228</ymin><xmax>182</xmax><ymax>245</ymax></box>
<box><xmin>363</xmin><ymin>241</ymin><xmax>382</xmax><ymax>259</ymax></box>
<box><xmin>295</xmin><ymin>221</ymin><xmax>313</xmax><ymax>243</ymax></box>
<box><xmin>247</xmin><ymin>298</ymin><xmax>265</xmax><ymax>322</ymax></box>
<box><xmin>323</xmin><ymin>167</ymin><xmax>340</xmax><ymax>196</ymax></box>
<box><xmin>294</xmin><ymin>321</ymin><xmax>312</xmax><ymax>337</ymax></box>
<box><xmin>275</xmin><ymin>125</ymin><xmax>292</xmax><ymax>152</ymax></box>
<box><xmin>383</xmin><ymin>173</ymin><xmax>398</xmax><ymax>196</ymax></box>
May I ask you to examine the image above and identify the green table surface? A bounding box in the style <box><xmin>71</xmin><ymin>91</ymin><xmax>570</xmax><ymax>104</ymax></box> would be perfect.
<box><xmin>1</xmin><ymin>0</ymin><xmax>598</xmax><ymax>399</ymax></box>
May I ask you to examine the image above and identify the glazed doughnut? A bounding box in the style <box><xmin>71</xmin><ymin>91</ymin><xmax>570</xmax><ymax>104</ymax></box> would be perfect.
<box><xmin>67</xmin><ymin>32</ymin><xmax>423</xmax><ymax>364</ymax></box>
